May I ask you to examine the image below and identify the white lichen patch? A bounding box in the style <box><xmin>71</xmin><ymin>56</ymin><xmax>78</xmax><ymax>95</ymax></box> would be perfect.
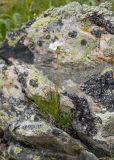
<box><xmin>49</xmin><ymin>40</ymin><xmax>64</xmax><ymax>51</ymax></box>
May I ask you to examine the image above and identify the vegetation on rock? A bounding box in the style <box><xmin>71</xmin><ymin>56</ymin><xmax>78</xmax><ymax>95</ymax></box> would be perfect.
<box><xmin>31</xmin><ymin>91</ymin><xmax>72</xmax><ymax>129</ymax></box>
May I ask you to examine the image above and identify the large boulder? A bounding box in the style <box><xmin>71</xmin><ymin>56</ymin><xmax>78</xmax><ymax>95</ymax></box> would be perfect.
<box><xmin>0</xmin><ymin>1</ymin><xmax>114</xmax><ymax>159</ymax></box>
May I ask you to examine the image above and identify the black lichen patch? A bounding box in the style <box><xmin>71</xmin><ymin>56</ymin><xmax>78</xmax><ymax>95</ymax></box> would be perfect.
<box><xmin>7</xmin><ymin>28</ymin><xmax>25</xmax><ymax>40</ymax></box>
<box><xmin>47</xmin><ymin>19</ymin><xmax>63</xmax><ymax>32</ymax></box>
<box><xmin>44</xmin><ymin>13</ymin><xmax>49</xmax><ymax>17</ymax></box>
<box><xmin>18</xmin><ymin>72</ymin><xmax>28</xmax><ymax>89</ymax></box>
<box><xmin>0</xmin><ymin>41</ymin><xmax>34</xmax><ymax>64</ymax></box>
<box><xmin>68</xmin><ymin>31</ymin><xmax>77</xmax><ymax>38</ymax></box>
<box><xmin>81</xmin><ymin>71</ymin><xmax>114</xmax><ymax>110</ymax></box>
<box><xmin>63</xmin><ymin>92</ymin><xmax>97</xmax><ymax>136</ymax></box>
<box><xmin>81</xmin><ymin>39</ymin><xmax>87</xmax><ymax>46</ymax></box>
<box><xmin>25</xmin><ymin>18</ymin><xmax>36</xmax><ymax>28</ymax></box>
<box><xmin>29</xmin><ymin>79</ymin><xmax>38</xmax><ymax>87</ymax></box>
<box><xmin>91</xmin><ymin>29</ymin><xmax>102</xmax><ymax>38</ymax></box>
<box><xmin>37</xmin><ymin>40</ymin><xmax>43</xmax><ymax>47</ymax></box>
<box><xmin>89</xmin><ymin>12</ymin><xmax>114</xmax><ymax>34</ymax></box>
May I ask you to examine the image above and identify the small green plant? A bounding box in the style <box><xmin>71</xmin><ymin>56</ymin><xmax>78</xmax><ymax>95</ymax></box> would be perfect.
<box><xmin>31</xmin><ymin>91</ymin><xmax>71</xmax><ymax>129</ymax></box>
<box><xmin>31</xmin><ymin>45</ymin><xmax>71</xmax><ymax>129</ymax></box>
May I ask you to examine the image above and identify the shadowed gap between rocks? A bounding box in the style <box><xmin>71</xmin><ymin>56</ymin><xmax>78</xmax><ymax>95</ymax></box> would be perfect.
<box><xmin>0</xmin><ymin>40</ymin><xmax>34</xmax><ymax>64</ymax></box>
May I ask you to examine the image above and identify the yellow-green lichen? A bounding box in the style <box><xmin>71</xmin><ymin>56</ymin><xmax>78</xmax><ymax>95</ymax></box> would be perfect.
<box><xmin>65</xmin><ymin>33</ymin><xmax>97</xmax><ymax>66</ymax></box>
<box><xmin>47</xmin><ymin>158</ymin><xmax>57</xmax><ymax>160</ymax></box>
<box><xmin>101</xmin><ymin>67</ymin><xmax>113</xmax><ymax>75</ymax></box>
<box><xmin>33</xmin><ymin>155</ymin><xmax>40</xmax><ymax>160</ymax></box>
<box><xmin>7</xmin><ymin>36</ymin><xmax>21</xmax><ymax>47</ymax></box>
<box><xmin>36</xmin><ymin>121</ymin><xmax>50</xmax><ymax>135</ymax></box>
<box><xmin>31</xmin><ymin>16</ymin><xmax>56</xmax><ymax>29</ymax></box>
<box><xmin>103</xmin><ymin>47</ymin><xmax>114</xmax><ymax>57</ymax></box>
<box><xmin>0</xmin><ymin>111</ymin><xmax>10</xmax><ymax>129</ymax></box>
<box><xmin>30</xmin><ymin>65</ymin><xmax>53</xmax><ymax>86</ymax></box>
<box><xmin>108</xmin><ymin>37</ymin><xmax>114</xmax><ymax>47</ymax></box>
<box><xmin>15</xmin><ymin>147</ymin><xmax>22</xmax><ymax>154</ymax></box>
<box><xmin>102</xmin><ymin>116</ymin><xmax>114</xmax><ymax>137</ymax></box>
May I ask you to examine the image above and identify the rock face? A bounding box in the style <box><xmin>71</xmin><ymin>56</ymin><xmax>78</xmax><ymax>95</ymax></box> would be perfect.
<box><xmin>0</xmin><ymin>1</ymin><xmax>114</xmax><ymax>159</ymax></box>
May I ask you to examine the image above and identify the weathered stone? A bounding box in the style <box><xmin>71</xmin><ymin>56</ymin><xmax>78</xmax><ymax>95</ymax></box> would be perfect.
<box><xmin>1</xmin><ymin>1</ymin><xmax>114</xmax><ymax>159</ymax></box>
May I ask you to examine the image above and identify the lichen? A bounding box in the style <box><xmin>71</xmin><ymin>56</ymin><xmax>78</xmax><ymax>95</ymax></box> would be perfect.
<box><xmin>79</xmin><ymin>2</ymin><xmax>112</xmax><ymax>20</ymax></box>
<box><xmin>101</xmin><ymin>67</ymin><xmax>113</xmax><ymax>75</ymax></box>
<box><xmin>30</xmin><ymin>65</ymin><xmax>53</xmax><ymax>86</ymax></box>
<box><xmin>81</xmin><ymin>41</ymin><xmax>97</xmax><ymax>62</ymax></box>
<box><xmin>108</xmin><ymin>37</ymin><xmax>114</xmax><ymax>47</ymax></box>
<box><xmin>0</xmin><ymin>111</ymin><xmax>11</xmax><ymax>131</ymax></box>
<box><xmin>7</xmin><ymin>36</ymin><xmax>21</xmax><ymax>47</ymax></box>
<box><xmin>102</xmin><ymin>116</ymin><xmax>114</xmax><ymax>137</ymax></box>
<box><xmin>36</xmin><ymin>121</ymin><xmax>50</xmax><ymax>135</ymax></box>
<box><xmin>0</xmin><ymin>79</ymin><xmax>3</xmax><ymax>89</ymax></box>
<box><xmin>15</xmin><ymin>147</ymin><xmax>22</xmax><ymax>154</ymax></box>
<box><xmin>71</xmin><ymin>144</ymin><xmax>83</xmax><ymax>154</ymax></box>
<box><xmin>103</xmin><ymin>48</ymin><xmax>114</xmax><ymax>57</ymax></box>
<box><xmin>31</xmin><ymin>16</ymin><xmax>56</xmax><ymax>29</ymax></box>
<box><xmin>33</xmin><ymin>155</ymin><xmax>40</xmax><ymax>160</ymax></box>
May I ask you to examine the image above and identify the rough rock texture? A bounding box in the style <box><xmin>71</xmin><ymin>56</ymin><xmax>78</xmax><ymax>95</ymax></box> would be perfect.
<box><xmin>0</xmin><ymin>1</ymin><xmax>114</xmax><ymax>159</ymax></box>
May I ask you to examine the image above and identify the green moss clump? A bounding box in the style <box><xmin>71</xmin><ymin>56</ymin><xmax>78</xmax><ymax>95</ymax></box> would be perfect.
<box><xmin>31</xmin><ymin>91</ymin><xmax>71</xmax><ymax>129</ymax></box>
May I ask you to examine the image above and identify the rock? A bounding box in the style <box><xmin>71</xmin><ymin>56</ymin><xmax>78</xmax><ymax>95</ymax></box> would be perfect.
<box><xmin>7</xmin><ymin>143</ymin><xmax>98</xmax><ymax>160</ymax></box>
<box><xmin>6</xmin><ymin>116</ymin><xmax>84</xmax><ymax>156</ymax></box>
<box><xmin>0</xmin><ymin>1</ymin><xmax>114</xmax><ymax>159</ymax></box>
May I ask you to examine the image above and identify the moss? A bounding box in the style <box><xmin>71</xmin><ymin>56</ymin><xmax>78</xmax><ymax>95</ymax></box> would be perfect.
<box><xmin>102</xmin><ymin>116</ymin><xmax>114</xmax><ymax>137</ymax></box>
<box><xmin>31</xmin><ymin>91</ymin><xmax>71</xmax><ymax>129</ymax></box>
<box><xmin>33</xmin><ymin>155</ymin><xmax>40</xmax><ymax>160</ymax></box>
<box><xmin>15</xmin><ymin>147</ymin><xmax>22</xmax><ymax>154</ymax></box>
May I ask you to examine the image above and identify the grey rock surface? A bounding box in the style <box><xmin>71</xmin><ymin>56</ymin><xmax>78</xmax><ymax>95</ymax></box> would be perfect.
<box><xmin>1</xmin><ymin>1</ymin><xmax>114</xmax><ymax>159</ymax></box>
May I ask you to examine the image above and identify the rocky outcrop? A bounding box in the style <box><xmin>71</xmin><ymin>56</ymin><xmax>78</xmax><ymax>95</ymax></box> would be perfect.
<box><xmin>0</xmin><ymin>1</ymin><xmax>114</xmax><ymax>159</ymax></box>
